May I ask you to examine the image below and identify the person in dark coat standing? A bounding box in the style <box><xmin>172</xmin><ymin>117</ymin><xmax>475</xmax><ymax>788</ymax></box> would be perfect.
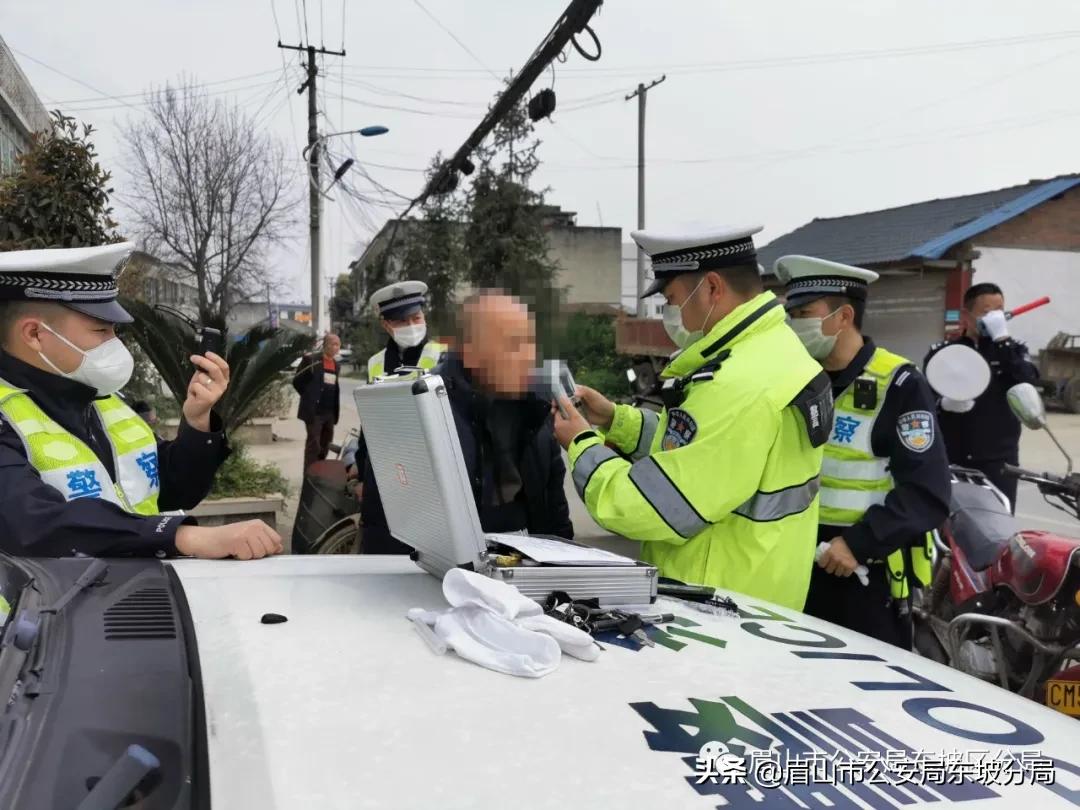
<box><xmin>924</xmin><ymin>283</ymin><xmax>1039</xmax><ymax>512</ymax></box>
<box><xmin>292</xmin><ymin>333</ymin><xmax>342</xmax><ymax>472</ymax></box>
<box><xmin>360</xmin><ymin>292</ymin><xmax>574</xmax><ymax>553</ymax></box>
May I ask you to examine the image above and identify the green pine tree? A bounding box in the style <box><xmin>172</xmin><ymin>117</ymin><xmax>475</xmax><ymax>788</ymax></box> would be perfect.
<box><xmin>462</xmin><ymin>87</ymin><xmax>563</xmax><ymax>354</ymax></box>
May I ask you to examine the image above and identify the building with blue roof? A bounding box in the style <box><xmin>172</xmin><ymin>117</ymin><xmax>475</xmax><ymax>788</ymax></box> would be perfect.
<box><xmin>759</xmin><ymin>174</ymin><xmax>1080</xmax><ymax>361</ymax></box>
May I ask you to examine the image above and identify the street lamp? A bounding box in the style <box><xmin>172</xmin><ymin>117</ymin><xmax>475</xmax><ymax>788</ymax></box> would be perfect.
<box><xmin>302</xmin><ymin>125</ymin><xmax>389</xmax><ymax>159</ymax></box>
<box><xmin>305</xmin><ymin>124</ymin><xmax>388</xmax><ymax>335</ymax></box>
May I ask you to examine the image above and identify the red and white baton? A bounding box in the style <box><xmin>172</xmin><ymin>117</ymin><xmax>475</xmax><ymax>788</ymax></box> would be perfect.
<box><xmin>1006</xmin><ymin>296</ymin><xmax>1051</xmax><ymax>320</ymax></box>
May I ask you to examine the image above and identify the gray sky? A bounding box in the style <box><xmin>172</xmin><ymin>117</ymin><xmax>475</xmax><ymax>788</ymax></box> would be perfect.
<box><xmin>6</xmin><ymin>0</ymin><xmax>1080</xmax><ymax>302</ymax></box>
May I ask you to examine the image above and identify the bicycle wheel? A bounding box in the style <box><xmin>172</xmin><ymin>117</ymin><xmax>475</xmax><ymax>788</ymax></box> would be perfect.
<box><xmin>311</xmin><ymin>516</ymin><xmax>362</xmax><ymax>555</ymax></box>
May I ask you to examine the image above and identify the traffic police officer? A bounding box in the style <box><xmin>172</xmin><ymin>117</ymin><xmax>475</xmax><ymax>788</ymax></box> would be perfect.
<box><xmin>366</xmin><ymin>280</ymin><xmax>448</xmax><ymax>380</ymax></box>
<box><xmin>351</xmin><ymin>281</ymin><xmax>449</xmax><ymax>497</ymax></box>
<box><xmin>777</xmin><ymin>255</ymin><xmax>950</xmax><ymax>648</ymax></box>
<box><xmin>552</xmin><ymin>227</ymin><xmax>832</xmax><ymax>612</ymax></box>
<box><xmin>923</xmin><ymin>282</ymin><xmax>1039</xmax><ymax>513</ymax></box>
<box><xmin>0</xmin><ymin>243</ymin><xmax>282</xmax><ymax>560</ymax></box>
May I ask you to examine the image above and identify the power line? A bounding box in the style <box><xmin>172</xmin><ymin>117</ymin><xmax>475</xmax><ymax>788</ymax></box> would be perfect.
<box><xmin>44</xmin><ymin>69</ymin><xmax>283</xmax><ymax>106</ymax></box>
<box><xmin>301</xmin><ymin>0</ymin><xmax>311</xmax><ymax>45</ymax></box>
<box><xmin>323</xmin><ymin>89</ymin><xmax>479</xmax><ymax>118</ymax></box>
<box><xmin>292</xmin><ymin>0</ymin><xmax>304</xmax><ymax>44</ymax></box>
<box><xmin>269</xmin><ymin>0</ymin><xmax>284</xmax><ymax>40</ymax></box>
<box><xmin>410</xmin><ymin>0</ymin><xmax>502</xmax><ymax>82</ymax></box>
<box><xmin>58</xmin><ymin>78</ymin><xmax>286</xmax><ymax>113</ymax></box>
<box><xmin>12</xmin><ymin>48</ymin><xmax>142</xmax><ymax>112</ymax></box>
<box><xmin>335</xmin><ymin>29</ymin><xmax>1080</xmax><ymax>79</ymax></box>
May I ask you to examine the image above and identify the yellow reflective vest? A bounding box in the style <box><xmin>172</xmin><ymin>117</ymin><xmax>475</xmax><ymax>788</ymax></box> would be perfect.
<box><xmin>0</xmin><ymin>379</ymin><xmax>160</xmax><ymax>515</ymax></box>
<box><xmin>367</xmin><ymin>340</ymin><xmax>447</xmax><ymax>381</ymax></box>
<box><xmin>568</xmin><ymin>292</ymin><xmax>829</xmax><ymax>611</ymax></box>
<box><xmin>821</xmin><ymin>346</ymin><xmax>933</xmax><ymax>599</ymax></box>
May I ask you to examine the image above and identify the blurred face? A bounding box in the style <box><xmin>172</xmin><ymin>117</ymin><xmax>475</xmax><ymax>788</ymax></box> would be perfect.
<box><xmin>962</xmin><ymin>293</ymin><xmax>1005</xmax><ymax>337</ymax></box>
<box><xmin>15</xmin><ymin>307</ymin><xmax>117</xmax><ymax>374</ymax></box>
<box><xmin>462</xmin><ymin>295</ymin><xmax>536</xmax><ymax>396</ymax></box>
<box><xmin>322</xmin><ymin>334</ymin><xmax>341</xmax><ymax>357</ymax></box>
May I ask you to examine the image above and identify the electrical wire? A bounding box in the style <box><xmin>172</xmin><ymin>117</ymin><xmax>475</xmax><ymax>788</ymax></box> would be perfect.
<box><xmin>334</xmin><ymin>29</ymin><xmax>1080</xmax><ymax>80</ymax></box>
<box><xmin>57</xmin><ymin>78</ymin><xmax>287</xmax><ymax>113</ymax></box>
<box><xmin>302</xmin><ymin>0</ymin><xmax>311</xmax><ymax>45</ymax></box>
<box><xmin>410</xmin><ymin>0</ymin><xmax>502</xmax><ymax>82</ymax></box>
<box><xmin>44</xmin><ymin>69</ymin><xmax>284</xmax><ymax>106</ymax></box>
<box><xmin>13</xmin><ymin>48</ymin><xmax>143</xmax><ymax>112</ymax></box>
<box><xmin>323</xmin><ymin>89</ymin><xmax>478</xmax><ymax>118</ymax></box>
<box><xmin>269</xmin><ymin>0</ymin><xmax>284</xmax><ymax>40</ymax></box>
<box><xmin>292</xmin><ymin>0</ymin><xmax>305</xmax><ymax>45</ymax></box>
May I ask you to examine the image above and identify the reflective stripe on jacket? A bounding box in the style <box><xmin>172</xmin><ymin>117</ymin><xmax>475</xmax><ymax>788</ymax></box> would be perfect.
<box><xmin>0</xmin><ymin>379</ymin><xmax>160</xmax><ymax>515</ymax></box>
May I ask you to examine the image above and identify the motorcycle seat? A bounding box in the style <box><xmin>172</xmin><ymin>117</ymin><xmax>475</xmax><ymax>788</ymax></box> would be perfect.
<box><xmin>949</xmin><ymin>482</ymin><xmax>1020</xmax><ymax>571</ymax></box>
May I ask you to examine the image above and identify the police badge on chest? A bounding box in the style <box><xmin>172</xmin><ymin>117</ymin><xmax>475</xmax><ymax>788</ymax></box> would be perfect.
<box><xmin>662</xmin><ymin>409</ymin><xmax>697</xmax><ymax>451</ymax></box>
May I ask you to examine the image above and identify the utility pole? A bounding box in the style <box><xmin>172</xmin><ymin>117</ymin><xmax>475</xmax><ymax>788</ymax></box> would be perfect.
<box><xmin>278</xmin><ymin>40</ymin><xmax>346</xmax><ymax>335</ymax></box>
<box><xmin>626</xmin><ymin>74</ymin><xmax>666</xmax><ymax>317</ymax></box>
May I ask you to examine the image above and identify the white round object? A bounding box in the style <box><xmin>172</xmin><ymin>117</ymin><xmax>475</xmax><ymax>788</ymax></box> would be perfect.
<box><xmin>926</xmin><ymin>343</ymin><xmax>991</xmax><ymax>400</ymax></box>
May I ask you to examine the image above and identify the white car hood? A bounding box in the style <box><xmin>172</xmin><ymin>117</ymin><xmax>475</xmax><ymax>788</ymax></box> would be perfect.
<box><xmin>170</xmin><ymin>556</ymin><xmax>1080</xmax><ymax>810</ymax></box>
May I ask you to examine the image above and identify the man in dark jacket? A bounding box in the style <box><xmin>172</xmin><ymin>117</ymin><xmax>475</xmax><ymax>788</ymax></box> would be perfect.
<box><xmin>924</xmin><ymin>283</ymin><xmax>1039</xmax><ymax>511</ymax></box>
<box><xmin>292</xmin><ymin>333</ymin><xmax>341</xmax><ymax>472</ymax></box>
<box><xmin>360</xmin><ymin>292</ymin><xmax>574</xmax><ymax>553</ymax></box>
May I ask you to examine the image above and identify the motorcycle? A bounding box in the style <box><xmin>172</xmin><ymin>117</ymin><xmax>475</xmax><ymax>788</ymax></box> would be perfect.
<box><xmin>913</xmin><ymin>383</ymin><xmax>1080</xmax><ymax>717</ymax></box>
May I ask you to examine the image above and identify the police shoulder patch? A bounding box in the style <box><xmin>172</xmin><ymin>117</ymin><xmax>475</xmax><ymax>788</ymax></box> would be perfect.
<box><xmin>897</xmin><ymin>410</ymin><xmax>934</xmax><ymax>453</ymax></box>
<box><xmin>661</xmin><ymin>408</ymin><xmax>697</xmax><ymax>451</ymax></box>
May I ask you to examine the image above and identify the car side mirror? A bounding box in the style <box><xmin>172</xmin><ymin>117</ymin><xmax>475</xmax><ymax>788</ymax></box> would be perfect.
<box><xmin>1007</xmin><ymin>383</ymin><xmax>1047</xmax><ymax>430</ymax></box>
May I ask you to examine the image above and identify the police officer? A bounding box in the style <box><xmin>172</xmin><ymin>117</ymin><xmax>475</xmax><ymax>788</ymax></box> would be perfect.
<box><xmin>777</xmin><ymin>255</ymin><xmax>950</xmax><ymax>648</ymax></box>
<box><xmin>349</xmin><ymin>281</ymin><xmax>449</xmax><ymax>499</ymax></box>
<box><xmin>552</xmin><ymin>227</ymin><xmax>832</xmax><ymax>611</ymax></box>
<box><xmin>0</xmin><ymin>243</ymin><xmax>283</xmax><ymax>560</ymax></box>
<box><xmin>923</xmin><ymin>283</ymin><xmax>1039</xmax><ymax>513</ymax></box>
<box><xmin>366</xmin><ymin>280</ymin><xmax>448</xmax><ymax>380</ymax></box>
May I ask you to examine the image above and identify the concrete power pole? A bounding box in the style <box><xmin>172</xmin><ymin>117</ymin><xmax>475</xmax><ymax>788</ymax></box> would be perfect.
<box><xmin>626</xmin><ymin>75</ymin><xmax>666</xmax><ymax>317</ymax></box>
<box><xmin>279</xmin><ymin>40</ymin><xmax>345</xmax><ymax>335</ymax></box>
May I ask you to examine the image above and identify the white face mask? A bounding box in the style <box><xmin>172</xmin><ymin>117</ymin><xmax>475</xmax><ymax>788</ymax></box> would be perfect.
<box><xmin>392</xmin><ymin>323</ymin><xmax>427</xmax><ymax>349</ymax></box>
<box><xmin>38</xmin><ymin>322</ymin><xmax>135</xmax><ymax>396</ymax></box>
<box><xmin>662</xmin><ymin>277</ymin><xmax>715</xmax><ymax>349</ymax></box>
<box><xmin>789</xmin><ymin>308</ymin><xmax>843</xmax><ymax>360</ymax></box>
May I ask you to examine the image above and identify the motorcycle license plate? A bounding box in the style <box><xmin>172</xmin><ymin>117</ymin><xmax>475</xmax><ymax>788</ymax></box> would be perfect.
<box><xmin>1045</xmin><ymin>679</ymin><xmax>1080</xmax><ymax>717</ymax></box>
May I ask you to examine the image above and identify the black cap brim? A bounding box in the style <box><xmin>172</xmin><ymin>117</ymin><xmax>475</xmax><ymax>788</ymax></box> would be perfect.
<box><xmin>381</xmin><ymin>302</ymin><xmax>423</xmax><ymax>320</ymax></box>
<box><xmin>782</xmin><ymin>292</ymin><xmax>829</xmax><ymax>312</ymax></box>
<box><xmin>62</xmin><ymin>299</ymin><xmax>133</xmax><ymax>324</ymax></box>
<box><xmin>641</xmin><ymin>276</ymin><xmax>670</xmax><ymax>298</ymax></box>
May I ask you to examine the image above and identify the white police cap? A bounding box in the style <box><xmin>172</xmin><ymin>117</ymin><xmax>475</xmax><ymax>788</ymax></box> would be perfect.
<box><xmin>774</xmin><ymin>255</ymin><xmax>879</xmax><ymax>311</ymax></box>
<box><xmin>0</xmin><ymin>242</ymin><xmax>135</xmax><ymax>323</ymax></box>
<box><xmin>632</xmin><ymin>225</ymin><xmax>764</xmax><ymax>297</ymax></box>
<box><xmin>370</xmin><ymin>280</ymin><xmax>429</xmax><ymax>320</ymax></box>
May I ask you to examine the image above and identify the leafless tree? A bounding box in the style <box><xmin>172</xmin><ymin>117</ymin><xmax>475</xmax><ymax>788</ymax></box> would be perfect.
<box><xmin>122</xmin><ymin>77</ymin><xmax>297</xmax><ymax>325</ymax></box>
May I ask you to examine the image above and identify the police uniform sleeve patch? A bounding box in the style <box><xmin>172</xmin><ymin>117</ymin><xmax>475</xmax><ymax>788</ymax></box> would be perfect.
<box><xmin>661</xmin><ymin>409</ymin><xmax>697</xmax><ymax>451</ymax></box>
<box><xmin>897</xmin><ymin>410</ymin><xmax>934</xmax><ymax>453</ymax></box>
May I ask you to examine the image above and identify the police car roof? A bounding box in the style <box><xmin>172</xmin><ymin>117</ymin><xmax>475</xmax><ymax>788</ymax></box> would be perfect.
<box><xmin>168</xmin><ymin>556</ymin><xmax>1080</xmax><ymax>809</ymax></box>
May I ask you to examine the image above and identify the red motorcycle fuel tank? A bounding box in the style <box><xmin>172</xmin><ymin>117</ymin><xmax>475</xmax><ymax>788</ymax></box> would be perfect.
<box><xmin>988</xmin><ymin>530</ymin><xmax>1080</xmax><ymax>605</ymax></box>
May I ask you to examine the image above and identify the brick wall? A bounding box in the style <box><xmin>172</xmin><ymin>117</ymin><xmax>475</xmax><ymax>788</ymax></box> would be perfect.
<box><xmin>975</xmin><ymin>185</ymin><xmax>1080</xmax><ymax>250</ymax></box>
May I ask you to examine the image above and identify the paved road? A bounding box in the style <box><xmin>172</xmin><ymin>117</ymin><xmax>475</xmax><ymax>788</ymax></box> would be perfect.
<box><xmin>259</xmin><ymin>379</ymin><xmax>1079</xmax><ymax>552</ymax></box>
